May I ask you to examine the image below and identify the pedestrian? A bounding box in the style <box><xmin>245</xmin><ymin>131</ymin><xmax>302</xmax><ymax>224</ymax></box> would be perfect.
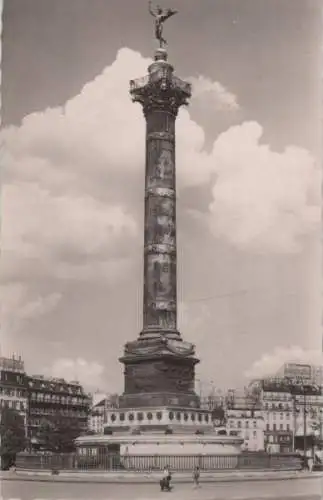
<box><xmin>193</xmin><ymin>465</ymin><xmax>200</xmax><ymax>488</ymax></box>
<box><xmin>308</xmin><ymin>456</ymin><xmax>314</xmax><ymax>472</ymax></box>
<box><xmin>302</xmin><ymin>454</ymin><xmax>308</xmax><ymax>471</ymax></box>
<box><xmin>160</xmin><ymin>464</ymin><xmax>172</xmax><ymax>491</ymax></box>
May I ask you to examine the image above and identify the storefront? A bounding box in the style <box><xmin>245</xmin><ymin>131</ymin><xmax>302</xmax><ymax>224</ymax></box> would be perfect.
<box><xmin>265</xmin><ymin>430</ymin><xmax>293</xmax><ymax>453</ymax></box>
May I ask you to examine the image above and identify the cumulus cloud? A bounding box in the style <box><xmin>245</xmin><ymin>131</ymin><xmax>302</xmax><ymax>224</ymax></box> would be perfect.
<box><xmin>1</xmin><ymin>46</ymin><xmax>319</xmax><ymax>366</ymax></box>
<box><xmin>189</xmin><ymin>75</ymin><xmax>239</xmax><ymax>111</ymax></box>
<box><xmin>0</xmin><ymin>283</ymin><xmax>62</xmax><ymax>353</ymax></box>
<box><xmin>1</xmin><ymin>48</ymin><xmax>215</xmax><ymax>290</ymax></box>
<box><xmin>245</xmin><ymin>345</ymin><xmax>323</xmax><ymax>379</ymax></box>
<box><xmin>45</xmin><ymin>357</ymin><xmax>105</xmax><ymax>391</ymax></box>
<box><xmin>1</xmin><ymin>182</ymin><xmax>137</xmax><ymax>283</ymax></box>
<box><xmin>208</xmin><ymin>122</ymin><xmax>320</xmax><ymax>253</ymax></box>
<box><xmin>178</xmin><ymin>301</ymin><xmax>211</xmax><ymax>343</ymax></box>
<box><xmin>2</xmin><ymin>49</ymin><xmax>318</xmax><ymax>292</ymax></box>
<box><xmin>0</xmin><ymin>0</ymin><xmax>2</xmax><ymax>126</ymax></box>
<box><xmin>1</xmin><ymin>283</ymin><xmax>61</xmax><ymax>323</ymax></box>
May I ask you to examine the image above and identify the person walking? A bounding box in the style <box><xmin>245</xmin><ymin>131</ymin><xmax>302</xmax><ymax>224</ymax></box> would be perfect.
<box><xmin>308</xmin><ymin>456</ymin><xmax>314</xmax><ymax>472</ymax></box>
<box><xmin>160</xmin><ymin>465</ymin><xmax>172</xmax><ymax>491</ymax></box>
<box><xmin>193</xmin><ymin>466</ymin><xmax>200</xmax><ymax>488</ymax></box>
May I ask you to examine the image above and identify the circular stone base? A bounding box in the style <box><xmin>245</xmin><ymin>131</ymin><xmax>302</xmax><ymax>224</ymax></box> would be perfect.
<box><xmin>76</xmin><ymin>432</ymin><xmax>243</xmax><ymax>457</ymax></box>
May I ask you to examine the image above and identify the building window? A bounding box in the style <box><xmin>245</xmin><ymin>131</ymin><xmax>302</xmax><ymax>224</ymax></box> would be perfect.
<box><xmin>237</xmin><ymin>421</ymin><xmax>241</xmax><ymax>428</ymax></box>
<box><xmin>168</xmin><ymin>412</ymin><xmax>174</xmax><ymax>420</ymax></box>
<box><xmin>120</xmin><ymin>413</ymin><xmax>125</xmax><ymax>421</ymax></box>
<box><xmin>205</xmin><ymin>414</ymin><xmax>209</xmax><ymax>423</ymax></box>
<box><xmin>147</xmin><ymin>412</ymin><xmax>153</xmax><ymax>420</ymax></box>
<box><xmin>191</xmin><ymin>413</ymin><xmax>196</xmax><ymax>421</ymax></box>
<box><xmin>253</xmin><ymin>421</ymin><xmax>257</xmax><ymax>428</ymax></box>
<box><xmin>266</xmin><ymin>423</ymin><xmax>270</xmax><ymax>431</ymax></box>
<box><xmin>156</xmin><ymin>411</ymin><xmax>162</xmax><ymax>420</ymax></box>
<box><xmin>128</xmin><ymin>413</ymin><xmax>134</xmax><ymax>421</ymax></box>
<box><xmin>286</xmin><ymin>412</ymin><xmax>290</xmax><ymax>418</ymax></box>
<box><xmin>280</xmin><ymin>424</ymin><xmax>283</xmax><ymax>430</ymax></box>
<box><xmin>198</xmin><ymin>414</ymin><xmax>202</xmax><ymax>422</ymax></box>
<box><xmin>245</xmin><ymin>421</ymin><xmax>249</xmax><ymax>428</ymax></box>
<box><xmin>137</xmin><ymin>412</ymin><xmax>144</xmax><ymax>421</ymax></box>
<box><xmin>253</xmin><ymin>431</ymin><xmax>257</xmax><ymax>437</ymax></box>
<box><xmin>273</xmin><ymin>423</ymin><xmax>276</xmax><ymax>431</ymax></box>
<box><xmin>183</xmin><ymin>413</ymin><xmax>188</xmax><ymax>421</ymax></box>
<box><xmin>280</xmin><ymin>413</ymin><xmax>283</xmax><ymax>419</ymax></box>
<box><xmin>176</xmin><ymin>412</ymin><xmax>181</xmax><ymax>421</ymax></box>
<box><xmin>110</xmin><ymin>414</ymin><xmax>116</xmax><ymax>422</ymax></box>
<box><xmin>286</xmin><ymin>424</ymin><xmax>290</xmax><ymax>431</ymax></box>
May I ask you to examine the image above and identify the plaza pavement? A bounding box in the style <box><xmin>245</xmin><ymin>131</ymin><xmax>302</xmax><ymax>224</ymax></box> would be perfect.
<box><xmin>0</xmin><ymin>474</ymin><xmax>322</xmax><ymax>500</ymax></box>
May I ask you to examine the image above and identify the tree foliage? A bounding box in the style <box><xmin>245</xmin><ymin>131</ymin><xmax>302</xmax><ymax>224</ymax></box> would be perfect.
<box><xmin>0</xmin><ymin>407</ymin><xmax>27</xmax><ymax>469</ymax></box>
<box><xmin>36</xmin><ymin>417</ymin><xmax>85</xmax><ymax>453</ymax></box>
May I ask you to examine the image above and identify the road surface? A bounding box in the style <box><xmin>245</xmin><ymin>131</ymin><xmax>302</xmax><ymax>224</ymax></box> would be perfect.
<box><xmin>1</xmin><ymin>476</ymin><xmax>321</xmax><ymax>500</ymax></box>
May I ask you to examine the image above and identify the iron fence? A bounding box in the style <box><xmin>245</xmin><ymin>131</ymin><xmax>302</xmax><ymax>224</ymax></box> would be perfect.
<box><xmin>16</xmin><ymin>451</ymin><xmax>302</xmax><ymax>472</ymax></box>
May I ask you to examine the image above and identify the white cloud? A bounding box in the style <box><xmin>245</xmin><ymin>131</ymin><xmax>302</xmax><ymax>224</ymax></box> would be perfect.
<box><xmin>1</xmin><ymin>283</ymin><xmax>61</xmax><ymax>323</ymax></box>
<box><xmin>0</xmin><ymin>0</ymin><xmax>2</xmax><ymax>127</ymax></box>
<box><xmin>1</xmin><ymin>182</ymin><xmax>137</xmax><ymax>283</ymax></box>
<box><xmin>208</xmin><ymin>122</ymin><xmax>320</xmax><ymax>253</ymax></box>
<box><xmin>3</xmin><ymin>50</ymin><xmax>318</xmax><ymax>290</ymax></box>
<box><xmin>1</xmin><ymin>46</ymin><xmax>319</xmax><ymax>365</ymax></box>
<box><xmin>189</xmin><ymin>75</ymin><xmax>239</xmax><ymax>110</ymax></box>
<box><xmin>245</xmin><ymin>345</ymin><xmax>323</xmax><ymax>379</ymax></box>
<box><xmin>178</xmin><ymin>300</ymin><xmax>211</xmax><ymax>343</ymax></box>
<box><xmin>0</xmin><ymin>283</ymin><xmax>62</xmax><ymax>353</ymax></box>
<box><xmin>1</xmin><ymin>48</ymin><xmax>214</xmax><ymax>288</ymax></box>
<box><xmin>45</xmin><ymin>357</ymin><xmax>105</xmax><ymax>391</ymax></box>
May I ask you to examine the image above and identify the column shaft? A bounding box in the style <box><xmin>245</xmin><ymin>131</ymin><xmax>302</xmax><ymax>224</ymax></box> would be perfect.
<box><xmin>142</xmin><ymin>110</ymin><xmax>178</xmax><ymax>334</ymax></box>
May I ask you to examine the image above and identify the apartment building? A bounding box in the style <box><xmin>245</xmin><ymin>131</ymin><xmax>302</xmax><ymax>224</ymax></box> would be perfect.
<box><xmin>225</xmin><ymin>391</ymin><xmax>265</xmax><ymax>451</ymax></box>
<box><xmin>0</xmin><ymin>355</ymin><xmax>28</xmax><ymax>433</ymax></box>
<box><xmin>27</xmin><ymin>375</ymin><xmax>91</xmax><ymax>445</ymax></box>
<box><xmin>88</xmin><ymin>393</ymin><xmax>120</xmax><ymax>434</ymax></box>
<box><xmin>261</xmin><ymin>363</ymin><xmax>323</xmax><ymax>452</ymax></box>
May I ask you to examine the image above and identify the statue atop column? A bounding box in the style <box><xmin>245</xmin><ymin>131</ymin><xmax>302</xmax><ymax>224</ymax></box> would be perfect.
<box><xmin>148</xmin><ymin>1</ymin><xmax>178</xmax><ymax>48</ymax></box>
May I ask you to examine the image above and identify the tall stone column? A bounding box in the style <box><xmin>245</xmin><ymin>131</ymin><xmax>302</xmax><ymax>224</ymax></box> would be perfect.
<box><xmin>130</xmin><ymin>48</ymin><xmax>191</xmax><ymax>339</ymax></box>
<box><xmin>119</xmin><ymin>48</ymin><xmax>199</xmax><ymax>410</ymax></box>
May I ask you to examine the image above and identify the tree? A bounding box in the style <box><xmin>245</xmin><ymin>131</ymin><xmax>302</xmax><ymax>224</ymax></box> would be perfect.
<box><xmin>0</xmin><ymin>407</ymin><xmax>27</xmax><ymax>470</ymax></box>
<box><xmin>36</xmin><ymin>417</ymin><xmax>85</xmax><ymax>453</ymax></box>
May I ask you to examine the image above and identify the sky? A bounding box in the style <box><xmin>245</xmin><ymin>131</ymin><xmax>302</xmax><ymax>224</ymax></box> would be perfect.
<box><xmin>1</xmin><ymin>0</ymin><xmax>322</xmax><ymax>394</ymax></box>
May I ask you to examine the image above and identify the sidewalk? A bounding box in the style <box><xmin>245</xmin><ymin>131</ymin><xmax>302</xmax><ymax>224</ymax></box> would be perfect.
<box><xmin>1</xmin><ymin>469</ymin><xmax>322</xmax><ymax>484</ymax></box>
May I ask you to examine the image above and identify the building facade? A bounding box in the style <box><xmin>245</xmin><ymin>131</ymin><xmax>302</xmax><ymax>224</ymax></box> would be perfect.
<box><xmin>0</xmin><ymin>355</ymin><xmax>28</xmax><ymax>434</ymax></box>
<box><xmin>225</xmin><ymin>394</ymin><xmax>265</xmax><ymax>452</ymax></box>
<box><xmin>88</xmin><ymin>394</ymin><xmax>120</xmax><ymax>434</ymax></box>
<box><xmin>27</xmin><ymin>375</ymin><xmax>91</xmax><ymax>445</ymax></box>
<box><xmin>262</xmin><ymin>389</ymin><xmax>294</xmax><ymax>452</ymax></box>
<box><xmin>260</xmin><ymin>363</ymin><xmax>323</xmax><ymax>453</ymax></box>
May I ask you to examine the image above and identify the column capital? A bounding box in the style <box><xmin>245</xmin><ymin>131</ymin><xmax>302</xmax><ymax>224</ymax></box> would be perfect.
<box><xmin>129</xmin><ymin>59</ymin><xmax>191</xmax><ymax>116</ymax></box>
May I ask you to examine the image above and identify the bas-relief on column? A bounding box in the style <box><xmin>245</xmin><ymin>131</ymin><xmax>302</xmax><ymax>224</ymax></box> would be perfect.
<box><xmin>145</xmin><ymin>138</ymin><xmax>177</xmax><ymax>332</ymax></box>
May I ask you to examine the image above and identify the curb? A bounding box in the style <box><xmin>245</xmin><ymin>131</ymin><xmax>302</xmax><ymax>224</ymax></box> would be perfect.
<box><xmin>1</xmin><ymin>471</ymin><xmax>321</xmax><ymax>484</ymax></box>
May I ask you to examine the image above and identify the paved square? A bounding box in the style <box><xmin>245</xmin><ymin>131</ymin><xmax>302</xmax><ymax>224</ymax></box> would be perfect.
<box><xmin>1</xmin><ymin>477</ymin><xmax>322</xmax><ymax>500</ymax></box>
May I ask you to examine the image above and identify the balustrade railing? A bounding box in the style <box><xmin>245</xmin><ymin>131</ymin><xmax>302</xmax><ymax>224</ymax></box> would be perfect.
<box><xmin>15</xmin><ymin>451</ymin><xmax>302</xmax><ymax>472</ymax></box>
